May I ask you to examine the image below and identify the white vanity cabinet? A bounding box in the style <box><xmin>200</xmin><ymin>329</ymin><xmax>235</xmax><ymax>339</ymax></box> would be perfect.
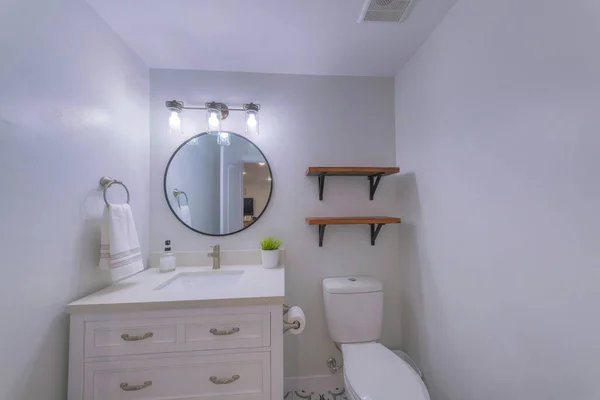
<box><xmin>68</xmin><ymin>305</ymin><xmax>283</xmax><ymax>400</ymax></box>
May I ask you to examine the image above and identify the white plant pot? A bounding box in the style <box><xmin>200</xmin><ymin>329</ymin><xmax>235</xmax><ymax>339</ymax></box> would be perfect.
<box><xmin>261</xmin><ymin>250</ymin><xmax>279</xmax><ymax>269</ymax></box>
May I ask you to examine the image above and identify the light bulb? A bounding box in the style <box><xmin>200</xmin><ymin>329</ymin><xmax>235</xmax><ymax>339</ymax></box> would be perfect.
<box><xmin>247</xmin><ymin>113</ymin><xmax>257</xmax><ymax>128</ymax></box>
<box><xmin>169</xmin><ymin>111</ymin><xmax>181</xmax><ymax>135</ymax></box>
<box><xmin>217</xmin><ymin>131</ymin><xmax>230</xmax><ymax>146</ymax></box>
<box><xmin>258</xmin><ymin>162</ymin><xmax>266</xmax><ymax>166</ymax></box>
<box><xmin>206</xmin><ymin>108</ymin><xmax>221</xmax><ymax>134</ymax></box>
<box><xmin>245</xmin><ymin>109</ymin><xmax>259</xmax><ymax>136</ymax></box>
<box><xmin>208</xmin><ymin>113</ymin><xmax>219</xmax><ymax>127</ymax></box>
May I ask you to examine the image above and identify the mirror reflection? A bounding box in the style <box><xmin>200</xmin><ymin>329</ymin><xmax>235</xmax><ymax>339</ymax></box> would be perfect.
<box><xmin>164</xmin><ymin>132</ymin><xmax>273</xmax><ymax>236</ymax></box>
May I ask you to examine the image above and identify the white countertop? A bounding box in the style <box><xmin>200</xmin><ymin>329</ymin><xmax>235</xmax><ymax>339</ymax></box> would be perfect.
<box><xmin>67</xmin><ymin>265</ymin><xmax>285</xmax><ymax>314</ymax></box>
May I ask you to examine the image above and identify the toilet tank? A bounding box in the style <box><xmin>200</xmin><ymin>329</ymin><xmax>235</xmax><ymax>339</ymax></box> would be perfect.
<box><xmin>322</xmin><ymin>276</ymin><xmax>383</xmax><ymax>344</ymax></box>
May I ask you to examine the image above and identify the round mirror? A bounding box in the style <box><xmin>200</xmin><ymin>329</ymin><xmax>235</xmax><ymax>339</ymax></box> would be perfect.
<box><xmin>164</xmin><ymin>132</ymin><xmax>273</xmax><ymax>236</ymax></box>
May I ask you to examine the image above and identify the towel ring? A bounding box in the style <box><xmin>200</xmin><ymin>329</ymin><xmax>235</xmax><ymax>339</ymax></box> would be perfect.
<box><xmin>100</xmin><ymin>176</ymin><xmax>130</xmax><ymax>206</ymax></box>
<box><xmin>173</xmin><ymin>189</ymin><xmax>189</xmax><ymax>208</ymax></box>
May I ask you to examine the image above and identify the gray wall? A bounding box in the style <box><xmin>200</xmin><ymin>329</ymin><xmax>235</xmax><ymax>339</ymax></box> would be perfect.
<box><xmin>165</xmin><ymin>137</ymin><xmax>220</xmax><ymax>232</ymax></box>
<box><xmin>0</xmin><ymin>1</ymin><xmax>149</xmax><ymax>398</ymax></box>
<box><xmin>394</xmin><ymin>0</ymin><xmax>600</xmax><ymax>399</ymax></box>
<box><xmin>149</xmin><ymin>69</ymin><xmax>401</xmax><ymax>378</ymax></box>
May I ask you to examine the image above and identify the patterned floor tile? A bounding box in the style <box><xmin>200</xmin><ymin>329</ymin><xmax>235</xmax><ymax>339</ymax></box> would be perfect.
<box><xmin>284</xmin><ymin>388</ymin><xmax>347</xmax><ymax>400</ymax></box>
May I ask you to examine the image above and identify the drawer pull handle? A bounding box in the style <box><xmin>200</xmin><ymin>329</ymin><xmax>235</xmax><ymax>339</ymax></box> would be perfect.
<box><xmin>209</xmin><ymin>327</ymin><xmax>240</xmax><ymax>336</ymax></box>
<box><xmin>120</xmin><ymin>381</ymin><xmax>152</xmax><ymax>391</ymax></box>
<box><xmin>210</xmin><ymin>375</ymin><xmax>240</xmax><ymax>385</ymax></box>
<box><xmin>121</xmin><ymin>332</ymin><xmax>154</xmax><ymax>341</ymax></box>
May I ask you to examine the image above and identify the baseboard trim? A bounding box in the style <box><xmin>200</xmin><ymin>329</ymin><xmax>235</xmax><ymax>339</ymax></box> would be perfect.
<box><xmin>284</xmin><ymin>374</ymin><xmax>344</xmax><ymax>393</ymax></box>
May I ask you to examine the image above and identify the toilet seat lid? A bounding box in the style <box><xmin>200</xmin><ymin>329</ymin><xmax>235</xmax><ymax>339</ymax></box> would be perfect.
<box><xmin>342</xmin><ymin>343</ymin><xmax>430</xmax><ymax>400</ymax></box>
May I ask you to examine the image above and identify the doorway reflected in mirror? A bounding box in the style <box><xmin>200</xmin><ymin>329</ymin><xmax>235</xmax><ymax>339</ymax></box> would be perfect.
<box><xmin>243</xmin><ymin>161</ymin><xmax>272</xmax><ymax>228</ymax></box>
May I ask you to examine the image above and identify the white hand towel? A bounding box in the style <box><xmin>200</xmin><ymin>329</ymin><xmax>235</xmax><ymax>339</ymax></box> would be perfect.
<box><xmin>99</xmin><ymin>204</ymin><xmax>144</xmax><ymax>281</ymax></box>
<box><xmin>178</xmin><ymin>205</ymin><xmax>192</xmax><ymax>226</ymax></box>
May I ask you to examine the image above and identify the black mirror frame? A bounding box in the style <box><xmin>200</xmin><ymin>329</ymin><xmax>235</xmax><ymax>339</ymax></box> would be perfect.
<box><xmin>163</xmin><ymin>131</ymin><xmax>274</xmax><ymax>237</ymax></box>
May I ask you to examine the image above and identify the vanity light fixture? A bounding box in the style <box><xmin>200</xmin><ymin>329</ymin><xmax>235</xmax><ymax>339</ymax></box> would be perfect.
<box><xmin>165</xmin><ymin>100</ymin><xmax>183</xmax><ymax>135</ymax></box>
<box><xmin>164</xmin><ymin>100</ymin><xmax>261</xmax><ymax>138</ymax></box>
<box><xmin>244</xmin><ymin>103</ymin><xmax>260</xmax><ymax>136</ymax></box>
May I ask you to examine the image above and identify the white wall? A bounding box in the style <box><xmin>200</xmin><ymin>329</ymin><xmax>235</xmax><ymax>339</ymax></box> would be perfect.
<box><xmin>395</xmin><ymin>0</ymin><xmax>600</xmax><ymax>399</ymax></box>
<box><xmin>150</xmin><ymin>69</ymin><xmax>400</xmax><ymax>378</ymax></box>
<box><xmin>0</xmin><ymin>1</ymin><xmax>149</xmax><ymax>399</ymax></box>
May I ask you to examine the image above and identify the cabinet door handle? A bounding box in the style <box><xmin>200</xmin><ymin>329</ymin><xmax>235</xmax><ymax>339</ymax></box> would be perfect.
<box><xmin>121</xmin><ymin>332</ymin><xmax>153</xmax><ymax>341</ymax></box>
<box><xmin>210</xmin><ymin>375</ymin><xmax>240</xmax><ymax>385</ymax></box>
<box><xmin>209</xmin><ymin>327</ymin><xmax>240</xmax><ymax>336</ymax></box>
<box><xmin>120</xmin><ymin>381</ymin><xmax>152</xmax><ymax>391</ymax></box>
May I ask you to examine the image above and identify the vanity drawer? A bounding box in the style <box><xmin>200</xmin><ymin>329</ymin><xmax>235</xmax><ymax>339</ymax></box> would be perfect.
<box><xmin>84</xmin><ymin>352</ymin><xmax>270</xmax><ymax>400</ymax></box>
<box><xmin>84</xmin><ymin>313</ymin><xmax>270</xmax><ymax>357</ymax></box>
<box><xmin>183</xmin><ymin>313</ymin><xmax>270</xmax><ymax>350</ymax></box>
<box><xmin>84</xmin><ymin>318</ymin><xmax>179</xmax><ymax>357</ymax></box>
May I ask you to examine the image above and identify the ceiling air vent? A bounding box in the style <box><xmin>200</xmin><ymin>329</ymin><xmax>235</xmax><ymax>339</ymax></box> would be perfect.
<box><xmin>358</xmin><ymin>0</ymin><xmax>414</xmax><ymax>23</ymax></box>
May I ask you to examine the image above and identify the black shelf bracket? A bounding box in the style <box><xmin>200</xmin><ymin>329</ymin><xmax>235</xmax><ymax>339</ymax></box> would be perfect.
<box><xmin>318</xmin><ymin>225</ymin><xmax>326</xmax><ymax>247</ymax></box>
<box><xmin>370</xmin><ymin>224</ymin><xmax>385</xmax><ymax>246</ymax></box>
<box><xmin>310</xmin><ymin>171</ymin><xmax>394</xmax><ymax>200</ymax></box>
<box><xmin>368</xmin><ymin>173</ymin><xmax>384</xmax><ymax>200</ymax></box>
<box><xmin>315</xmin><ymin>223</ymin><xmax>386</xmax><ymax>247</ymax></box>
<box><xmin>318</xmin><ymin>174</ymin><xmax>326</xmax><ymax>201</ymax></box>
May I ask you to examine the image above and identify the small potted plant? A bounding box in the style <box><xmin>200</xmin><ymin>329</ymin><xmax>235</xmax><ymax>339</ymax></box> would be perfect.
<box><xmin>260</xmin><ymin>236</ymin><xmax>282</xmax><ymax>269</ymax></box>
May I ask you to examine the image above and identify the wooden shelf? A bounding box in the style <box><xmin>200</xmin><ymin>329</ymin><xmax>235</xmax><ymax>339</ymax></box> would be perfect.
<box><xmin>305</xmin><ymin>216</ymin><xmax>401</xmax><ymax>247</ymax></box>
<box><xmin>305</xmin><ymin>217</ymin><xmax>401</xmax><ymax>225</ymax></box>
<box><xmin>305</xmin><ymin>166</ymin><xmax>400</xmax><ymax>200</ymax></box>
<box><xmin>306</xmin><ymin>167</ymin><xmax>400</xmax><ymax>176</ymax></box>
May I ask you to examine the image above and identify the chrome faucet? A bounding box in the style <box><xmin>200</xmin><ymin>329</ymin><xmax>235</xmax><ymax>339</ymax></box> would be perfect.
<box><xmin>208</xmin><ymin>245</ymin><xmax>221</xmax><ymax>270</ymax></box>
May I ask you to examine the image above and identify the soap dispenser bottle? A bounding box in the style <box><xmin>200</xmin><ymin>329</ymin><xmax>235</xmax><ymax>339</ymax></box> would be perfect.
<box><xmin>159</xmin><ymin>240</ymin><xmax>176</xmax><ymax>273</ymax></box>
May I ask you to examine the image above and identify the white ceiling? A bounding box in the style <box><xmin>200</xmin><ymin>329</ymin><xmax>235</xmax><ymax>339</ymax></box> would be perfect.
<box><xmin>87</xmin><ymin>0</ymin><xmax>456</xmax><ymax>77</ymax></box>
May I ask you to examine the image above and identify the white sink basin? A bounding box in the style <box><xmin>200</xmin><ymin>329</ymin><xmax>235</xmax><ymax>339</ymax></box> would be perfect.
<box><xmin>155</xmin><ymin>270</ymin><xmax>245</xmax><ymax>291</ymax></box>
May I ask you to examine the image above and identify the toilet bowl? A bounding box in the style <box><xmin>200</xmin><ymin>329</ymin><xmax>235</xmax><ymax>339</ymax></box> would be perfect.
<box><xmin>342</xmin><ymin>342</ymin><xmax>429</xmax><ymax>400</ymax></box>
<box><xmin>322</xmin><ymin>276</ymin><xmax>430</xmax><ymax>400</ymax></box>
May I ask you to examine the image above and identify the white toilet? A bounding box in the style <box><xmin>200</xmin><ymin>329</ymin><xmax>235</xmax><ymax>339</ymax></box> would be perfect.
<box><xmin>323</xmin><ymin>276</ymin><xmax>431</xmax><ymax>400</ymax></box>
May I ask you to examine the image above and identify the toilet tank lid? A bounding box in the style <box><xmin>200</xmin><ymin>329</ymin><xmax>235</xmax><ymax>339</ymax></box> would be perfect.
<box><xmin>323</xmin><ymin>276</ymin><xmax>383</xmax><ymax>294</ymax></box>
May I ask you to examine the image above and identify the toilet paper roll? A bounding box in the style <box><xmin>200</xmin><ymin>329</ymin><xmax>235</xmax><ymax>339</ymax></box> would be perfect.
<box><xmin>285</xmin><ymin>306</ymin><xmax>306</xmax><ymax>335</ymax></box>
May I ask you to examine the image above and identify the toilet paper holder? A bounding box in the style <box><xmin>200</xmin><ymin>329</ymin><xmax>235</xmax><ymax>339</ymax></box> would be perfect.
<box><xmin>283</xmin><ymin>304</ymin><xmax>301</xmax><ymax>334</ymax></box>
<box><xmin>283</xmin><ymin>320</ymin><xmax>301</xmax><ymax>333</ymax></box>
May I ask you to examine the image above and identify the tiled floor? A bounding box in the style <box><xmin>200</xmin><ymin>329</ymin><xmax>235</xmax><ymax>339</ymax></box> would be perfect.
<box><xmin>284</xmin><ymin>388</ymin><xmax>347</xmax><ymax>399</ymax></box>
